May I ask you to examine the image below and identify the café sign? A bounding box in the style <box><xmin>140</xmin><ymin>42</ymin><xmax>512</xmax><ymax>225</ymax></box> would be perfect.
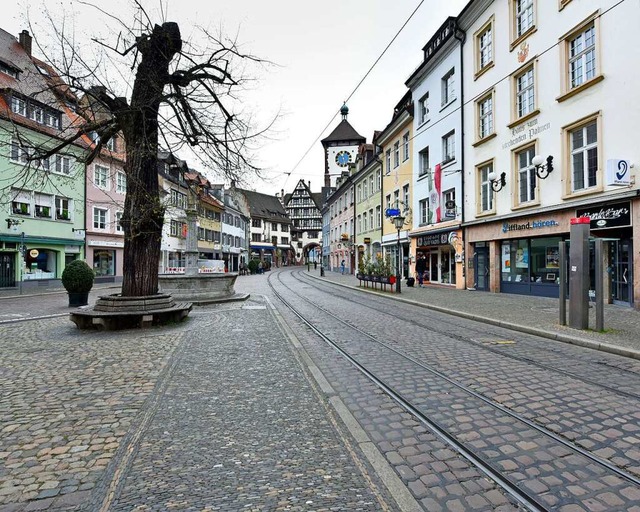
<box><xmin>417</xmin><ymin>232</ymin><xmax>451</xmax><ymax>247</ymax></box>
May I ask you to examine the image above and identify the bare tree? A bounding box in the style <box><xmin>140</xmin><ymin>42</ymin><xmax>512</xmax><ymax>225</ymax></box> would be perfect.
<box><xmin>18</xmin><ymin>3</ymin><xmax>270</xmax><ymax>297</ymax></box>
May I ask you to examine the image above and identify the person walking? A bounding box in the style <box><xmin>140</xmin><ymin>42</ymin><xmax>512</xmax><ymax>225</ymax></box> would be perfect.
<box><xmin>340</xmin><ymin>259</ymin><xmax>346</xmax><ymax>275</ymax></box>
<box><xmin>415</xmin><ymin>255</ymin><xmax>427</xmax><ymax>287</ymax></box>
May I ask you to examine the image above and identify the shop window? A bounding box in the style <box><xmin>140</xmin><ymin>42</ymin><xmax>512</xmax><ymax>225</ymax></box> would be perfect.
<box><xmin>501</xmin><ymin>237</ymin><xmax>562</xmax><ymax>284</ymax></box>
<box><xmin>93</xmin><ymin>250</ymin><xmax>115</xmax><ymax>276</ymax></box>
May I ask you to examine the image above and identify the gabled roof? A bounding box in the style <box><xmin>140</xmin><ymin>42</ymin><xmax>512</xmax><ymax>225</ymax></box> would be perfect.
<box><xmin>239</xmin><ymin>188</ymin><xmax>290</xmax><ymax>222</ymax></box>
<box><xmin>321</xmin><ymin>119</ymin><xmax>366</xmax><ymax>145</ymax></box>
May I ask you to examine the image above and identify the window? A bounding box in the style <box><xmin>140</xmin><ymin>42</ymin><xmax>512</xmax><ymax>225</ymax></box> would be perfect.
<box><xmin>357</xmin><ymin>184</ymin><xmax>362</xmax><ymax>202</ymax></box>
<box><xmin>10</xmin><ymin>139</ymin><xmax>29</xmax><ymax>163</ymax></box>
<box><xmin>93</xmin><ymin>207</ymin><xmax>108</xmax><ymax>230</ymax></box>
<box><xmin>441</xmin><ymin>69</ymin><xmax>455</xmax><ymax>106</ymax></box>
<box><xmin>385</xmin><ymin>194</ymin><xmax>391</xmax><ymax>211</ymax></box>
<box><xmin>272</xmin><ymin>222</ymin><xmax>278</xmax><ymax>231</ymax></box>
<box><xmin>115</xmin><ymin>211</ymin><xmax>123</xmax><ymax>232</ymax></box>
<box><xmin>363</xmin><ymin>180</ymin><xmax>368</xmax><ymax>199</ymax></box>
<box><xmin>418</xmin><ymin>93</ymin><xmax>429</xmax><ymax>124</ymax></box>
<box><xmin>369</xmin><ymin>175</ymin><xmax>374</xmax><ymax>195</ymax></box>
<box><xmin>477</xmin><ymin>93</ymin><xmax>494</xmax><ymax>140</ymax></box>
<box><xmin>478</xmin><ymin>162</ymin><xmax>494</xmax><ymax>213</ymax></box>
<box><xmin>419</xmin><ymin>199</ymin><xmax>428</xmax><ymax>224</ymax></box>
<box><xmin>357</xmin><ymin>215</ymin><xmax>362</xmax><ymax>233</ymax></box>
<box><xmin>11</xmin><ymin>190</ymin><xmax>31</xmax><ymax>216</ymax></box>
<box><xmin>170</xmin><ymin>190</ymin><xmax>187</xmax><ymax>209</ymax></box>
<box><xmin>443</xmin><ymin>189</ymin><xmax>455</xmax><ymax>218</ymax></box>
<box><xmin>570</xmin><ymin>120</ymin><xmax>598</xmax><ymax>192</ymax></box>
<box><xmin>11</xmin><ymin>97</ymin><xmax>26</xmax><ymax>116</ymax></box>
<box><xmin>517</xmin><ymin>146</ymin><xmax>537</xmax><ymax>203</ymax></box>
<box><xmin>56</xmin><ymin>197</ymin><xmax>71</xmax><ymax>220</ymax></box>
<box><xmin>476</xmin><ymin>19</ymin><xmax>494</xmax><ymax>73</ymax></box>
<box><xmin>95</xmin><ymin>165</ymin><xmax>109</xmax><ymax>189</ymax></box>
<box><xmin>54</xmin><ymin>155</ymin><xmax>71</xmax><ymax>175</ymax></box>
<box><xmin>419</xmin><ymin>147</ymin><xmax>430</xmax><ymax>177</ymax></box>
<box><xmin>116</xmin><ymin>172</ymin><xmax>127</xmax><ymax>193</ymax></box>
<box><xmin>514</xmin><ymin>0</ymin><xmax>534</xmax><ymax>39</ymax></box>
<box><xmin>363</xmin><ymin>213</ymin><xmax>368</xmax><ymax>231</ymax></box>
<box><xmin>30</xmin><ymin>106</ymin><xmax>44</xmax><ymax>124</ymax></box>
<box><xmin>569</xmin><ymin>23</ymin><xmax>596</xmax><ymax>90</ymax></box>
<box><xmin>368</xmin><ymin>210</ymin><xmax>373</xmax><ymax>232</ymax></box>
<box><xmin>515</xmin><ymin>65</ymin><xmax>535</xmax><ymax>118</ymax></box>
<box><xmin>375</xmin><ymin>206</ymin><xmax>381</xmax><ymax>228</ymax></box>
<box><xmin>170</xmin><ymin>220</ymin><xmax>187</xmax><ymax>238</ymax></box>
<box><xmin>403</xmin><ymin>132</ymin><xmax>409</xmax><ymax>161</ymax></box>
<box><xmin>393</xmin><ymin>141</ymin><xmax>399</xmax><ymax>168</ymax></box>
<box><xmin>34</xmin><ymin>194</ymin><xmax>53</xmax><ymax>219</ymax></box>
<box><xmin>281</xmin><ymin>224</ymin><xmax>289</xmax><ymax>233</ymax></box>
<box><xmin>402</xmin><ymin>185</ymin><xmax>409</xmax><ymax>210</ymax></box>
<box><xmin>0</xmin><ymin>62</ymin><xmax>19</xmax><ymax>78</ymax></box>
<box><xmin>393</xmin><ymin>190</ymin><xmax>399</xmax><ymax>207</ymax></box>
<box><xmin>442</xmin><ymin>131</ymin><xmax>455</xmax><ymax>164</ymax></box>
<box><xmin>251</xmin><ymin>233</ymin><xmax>261</xmax><ymax>243</ymax></box>
<box><xmin>385</xmin><ymin>149</ymin><xmax>391</xmax><ymax>174</ymax></box>
<box><xmin>281</xmin><ymin>237</ymin><xmax>289</xmax><ymax>245</ymax></box>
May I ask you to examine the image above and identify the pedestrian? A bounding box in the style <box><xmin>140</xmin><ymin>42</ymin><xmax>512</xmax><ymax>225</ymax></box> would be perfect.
<box><xmin>340</xmin><ymin>259</ymin><xmax>346</xmax><ymax>275</ymax></box>
<box><xmin>415</xmin><ymin>255</ymin><xmax>427</xmax><ymax>287</ymax></box>
<box><xmin>314</xmin><ymin>261</ymin><xmax>318</xmax><ymax>270</ymax></box>
<box><xmin>258</xmin><ymin>261</ymin><xmax>263</xmax><ymax>274</ymax></box>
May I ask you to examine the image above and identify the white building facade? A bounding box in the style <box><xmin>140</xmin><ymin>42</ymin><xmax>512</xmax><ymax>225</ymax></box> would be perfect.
<box><xmin>406</xmin><ymin>17</ymin><xmax>465</xmax><ymax>288</ymax></box>
<box><xmin>460</xmin><ymin>0</ymin><xmax>640</xmax><ymax>305</ymax></box>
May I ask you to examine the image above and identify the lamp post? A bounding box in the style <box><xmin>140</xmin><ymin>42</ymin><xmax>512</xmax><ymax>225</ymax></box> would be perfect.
<box><xmin>393</xmin><ymin>215</ymin><xmax>405</xmax><ymax>294</ymax></box>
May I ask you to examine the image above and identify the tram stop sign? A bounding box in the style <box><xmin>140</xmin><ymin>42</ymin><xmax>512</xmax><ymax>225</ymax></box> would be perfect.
<box><xmin>385</xmin><ymin>208</ymin><xmax>401</xmax><ymax>217</ymax></box>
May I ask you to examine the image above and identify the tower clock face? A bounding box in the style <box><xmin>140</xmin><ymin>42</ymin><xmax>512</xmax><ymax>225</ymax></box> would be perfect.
<box><xmin>335</xmin><ymin>150</ymin><xmax>351</xmax><ymax>167</ymax></box>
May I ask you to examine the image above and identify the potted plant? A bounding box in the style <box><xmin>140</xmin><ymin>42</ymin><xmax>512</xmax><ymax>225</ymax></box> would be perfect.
<box><xmin>61</xmin><ymin>259</ymin><xmax>94</xmax><ymax>307</ymax></box>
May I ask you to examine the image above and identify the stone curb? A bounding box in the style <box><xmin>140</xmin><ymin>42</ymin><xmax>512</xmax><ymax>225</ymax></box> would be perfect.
<box><xmin>309</xmin><ymin>273</ymin><xmax>640</xmax><ymax>361</ymax></box>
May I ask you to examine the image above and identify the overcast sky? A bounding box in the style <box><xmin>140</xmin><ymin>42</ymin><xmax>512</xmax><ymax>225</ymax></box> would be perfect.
<box><xmin>4</xmin><ymin>0</ymin><xmax>467</xmax><ymax>195</ymax></box>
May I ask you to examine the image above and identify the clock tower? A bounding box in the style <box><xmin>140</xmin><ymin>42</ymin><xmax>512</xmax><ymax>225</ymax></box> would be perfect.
<box><xmin>321</xmin><ymin>104</ymin><xmax>366</xmax><ymax>187</ymax></box>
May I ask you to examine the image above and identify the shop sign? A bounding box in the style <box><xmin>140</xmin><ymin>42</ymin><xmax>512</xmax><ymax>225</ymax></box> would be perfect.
<box><xmin>417</xmin><ymin>232</ymin><xmax>450</xmax><ymax>247</ymax></box>
<box><xmin>88</xmin><ymin>240</ymin><xmax>124</xmax><ymax>248</ymax></box>
<box><xmin>605</xmin><ymin>160</ymin><xmax>631</xmax><ymax>186</ymax></box>
<box><xmin>576</xmin><ymin>201</ymin><xmax>631</xmax><ymax>230</ymax></box>
<box><xmin>363</xmin><ymin>237</ymin><xmax>371</xmax><ymax>244</ymax></box>
<box><xmin>29</xmin><ymin>249</ymin><xmax>39</xmax><ymax>258</ymax></box>
<box><xmin>65</xmin><ymin>245</ymin><xmax>81</xmax><ymax>253</ymax></box>
<box><xmin>502</xmin><ymin>219</ymin><xmax>559</xmax><ymax>233</ymax></box>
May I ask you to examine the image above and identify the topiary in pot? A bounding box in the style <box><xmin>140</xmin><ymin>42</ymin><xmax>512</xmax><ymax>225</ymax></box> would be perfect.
<box><xmin>61</xmin><ymin>259</ymin><xmax>95</xmax><ymax>307</ymax></box>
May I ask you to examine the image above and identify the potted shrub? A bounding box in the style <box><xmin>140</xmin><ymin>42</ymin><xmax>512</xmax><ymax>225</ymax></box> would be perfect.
<box><xmin>61</xmin><ymin>260</ymin><xmax>94</xmax><ymax>307</ymax></box>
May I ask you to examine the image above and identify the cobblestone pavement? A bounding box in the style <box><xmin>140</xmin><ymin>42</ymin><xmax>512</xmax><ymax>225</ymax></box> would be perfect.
<box><xmin>0</xmin><ymin>291</ymin><xmax>395</xmax><ymax>511</ymax></box>
<box><xmin>264</xmin><ymin>269</ymin><xmax>640</xmax><ymax>510</ymax></box>
<box><xmin>0</xmin><ymin>317</ymin><xmax>182</xmax><ymax>510</ymax></box>
<box><xmin>305</xmin><ymin>267</ymin><xmax>640</xmax><ymax>357</ymax></box>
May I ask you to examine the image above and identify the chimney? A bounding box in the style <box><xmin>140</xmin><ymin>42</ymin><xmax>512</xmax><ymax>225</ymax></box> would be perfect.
<box><xmin>19</xmin><ymin>30</ymin><xmax>32</xmax><ymax>56</ymax></box>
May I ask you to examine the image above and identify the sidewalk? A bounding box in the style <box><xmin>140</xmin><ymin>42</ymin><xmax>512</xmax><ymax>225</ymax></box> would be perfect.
<box><xmin>312</xmin><ymin>268</ymin><xmax>640</xmax><ymax>360</ymax></box>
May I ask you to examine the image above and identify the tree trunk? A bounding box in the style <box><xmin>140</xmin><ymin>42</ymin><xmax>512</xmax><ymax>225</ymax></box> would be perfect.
<box><xmin>119</xmin><ymin>23</ymin><xmax>182</xmax><ymax>297</ymax></box>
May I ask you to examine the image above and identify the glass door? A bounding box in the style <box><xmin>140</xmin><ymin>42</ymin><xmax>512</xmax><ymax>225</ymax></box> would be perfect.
<box><xmin>475</xmin><ymin>246</ymin><xmax>490</xmax><ymax>291</ymax></box>
<box><xmin>429</xmin><ymin>252</ymin><xmax>439</xmax><ymax>283</ymax></box>
<box><xmin>611</xmin><ymin>239</ymin><xmax>632</xmax><ymax>305</ymax></box>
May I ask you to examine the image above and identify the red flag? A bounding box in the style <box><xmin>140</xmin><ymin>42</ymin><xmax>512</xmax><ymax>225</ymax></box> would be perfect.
<box><xmin>434</xmin><ymin>163</ymin><xmax>442</xmax><ymax>223</ymax></box>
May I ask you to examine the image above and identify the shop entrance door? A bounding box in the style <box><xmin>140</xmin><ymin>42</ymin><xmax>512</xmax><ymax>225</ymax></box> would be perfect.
<box><xmin>429</xmin><ymin>252</ymin><xmax>439</xmax><ymax>283</ymax></box>
<box><xmin>611</xmin><ymin>239</ymin><xmax>632</xmax><ymax>305</ymax></box>
<box><xmin>475</xmin><ymin>247</ymin><xmax>490</xmax><ymax>291</ymax></box>
<box><xmin>0</xmin><ymin>253</ymin><xmax>15</xmax><ymax>288</ymax></box>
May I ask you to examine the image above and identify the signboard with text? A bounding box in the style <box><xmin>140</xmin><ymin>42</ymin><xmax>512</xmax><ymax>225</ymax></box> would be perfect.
<box><xmin>576</xmin><ymin>201</ymin><xmax>631</xmax><ymax>230</ymax></box>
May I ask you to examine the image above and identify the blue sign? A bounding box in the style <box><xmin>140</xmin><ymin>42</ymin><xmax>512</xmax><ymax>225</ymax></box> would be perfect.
<box><xmin>385</xmin><ymin>208</ymin><xmax>400</xmax><ymax>217</ymax></box>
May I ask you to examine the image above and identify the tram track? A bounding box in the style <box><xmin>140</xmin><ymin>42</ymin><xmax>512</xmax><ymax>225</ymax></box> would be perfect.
<box><xmin>268</xmin><ymin>269</ymin><xmax>640</xmax><ymax>511</ymax></box>
<box><xmin>292</xmin><ymin>269</ymin><xmax>640</xmax><ymax>401</ymax></box>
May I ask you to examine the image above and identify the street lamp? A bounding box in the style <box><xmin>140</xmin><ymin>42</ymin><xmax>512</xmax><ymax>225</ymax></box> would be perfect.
<box><xmin>487</xmin><ymin>171</ymin><xmax>506</xmax><ymax>192</ymax></box>
<box><xmin>532</xmin><ymin>154</ymin><xmax>554</xmax><ymax>179</ymax></box>
<box><xmin>393</xmin><ymin>215</ymin><xmax>405</xmax><ymax>294</ymax></box>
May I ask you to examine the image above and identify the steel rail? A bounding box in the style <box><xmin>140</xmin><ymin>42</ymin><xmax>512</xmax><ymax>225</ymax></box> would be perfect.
<box><xmin>294</xmin><ymin>270</ymin><xmax>640</xmax><ymax>400</ymax></box>
<box><xmin>276</xmin><ymin>270</ymin><xmax>640</xmax><ymax>488</ymax></box>
<box><xmin>269</xmin><ymin>271</ymin><xmax>548</xmax><ymax>512</ymax></box>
